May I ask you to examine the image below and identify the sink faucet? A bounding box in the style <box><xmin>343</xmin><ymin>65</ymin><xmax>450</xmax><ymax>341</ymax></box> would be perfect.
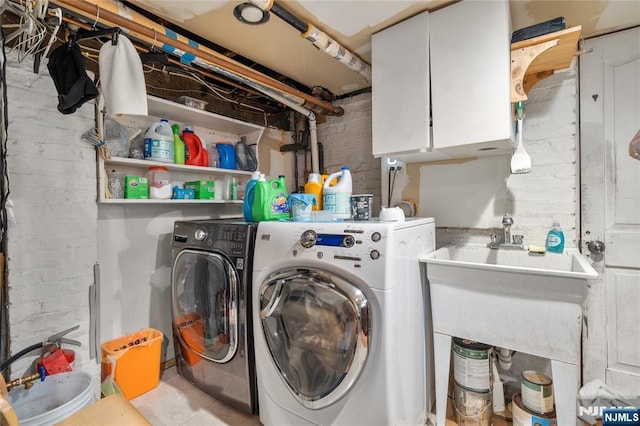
<box><xmin>502</xmin><ymin>214</ymin><xmax>513</xmax><ymax>245</ymax></box>
<box><xmin>488</xmin><ymin>214</ymin><xmax>525</xmax><ymax>250</ymax></box>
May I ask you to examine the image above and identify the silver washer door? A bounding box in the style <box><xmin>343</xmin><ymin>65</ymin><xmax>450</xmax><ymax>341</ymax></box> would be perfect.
<box><xmin>259</xmin><ymin>267</ymin><xmax>370</xmax><ymax>409</ymax></box>
<box><xmin>173</xmin><ymin>249</ymin><xmax>238</xmax><ymax>363</ymax></box>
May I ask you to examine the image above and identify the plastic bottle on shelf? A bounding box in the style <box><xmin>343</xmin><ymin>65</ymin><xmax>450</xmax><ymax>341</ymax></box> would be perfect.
<box><xmin>545</xmin><ymin>221</ymin><xmax>565</xmax><ymax>253</ymax></box>
<box><xmin>146</xmin><ymin>166</ymin><xmax>172</xmax><ymax>199</ymax></box>
<box><xmin>252</xmin><ymin>175</ymin><xmax>289</xmax><ymax>221</ymax></box>
<box><xmin>323</xmin><ymin>166</ymin><xmax>352</xmax><ymax>220</ymax></box>
<box><xmin>244</xmin><ymin>171</ymin><xmax>262</xmax><ymax>221</ymax></box>
<box><xmin>181</xmin><ymin>126</ymin><xmax>208</xmax><ymax>167</ymax></box>
<box><xmin>171</xmin><ymin>124</ymin><xmax>185</xmax><ymax>165</ymax></box>
<box><xmin>304</xmin><ymin>172</ymin><xmax>324</xmax><ymax>211</ymax></box>
<box><xmin>207</xmin><ymin>142</ymin><xmax>219</xmax><ymax>168</ymax></box>
<box><xmin>143</xmin><ymin>119</ymin><xmax>174</xmax><ymax>163</ymax></box>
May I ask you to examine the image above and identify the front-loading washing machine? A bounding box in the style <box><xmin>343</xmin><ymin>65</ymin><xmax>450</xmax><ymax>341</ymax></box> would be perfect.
<box><xmin>252</xmin><ymin>218</ymin><xmax>436</xmax><ymax>425</ymax></box>
<box><xmin>171</xmin><ymin>219</ymin><xmax>258</xmax><ymax>414</ymax></box>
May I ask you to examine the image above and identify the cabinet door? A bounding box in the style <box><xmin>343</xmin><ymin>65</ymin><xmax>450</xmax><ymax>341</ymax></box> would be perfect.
<box><xmin>430</xmin><ymin>0</ymin><xmax>513</xmax><ymax>154</ymax></box>
<box><xmin>372</xmin><ymin>12</ymin><xmax>430</xmax><ymax>157</ymax></box>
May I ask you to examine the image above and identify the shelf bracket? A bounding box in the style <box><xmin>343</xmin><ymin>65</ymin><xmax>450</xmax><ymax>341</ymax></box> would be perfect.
<box><xmin>511</xmin><ymin>39</ymin><xmax>559</xmax><ymax>102</ymax></box>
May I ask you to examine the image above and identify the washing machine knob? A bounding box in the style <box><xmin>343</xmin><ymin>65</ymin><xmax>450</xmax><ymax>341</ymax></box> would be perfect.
<box><xmin>343</xmin><ymin>235</ymin><xmax>355</xmax><ymax>248</ymax></box>
<box><xmin>194</xmin><ymin>228</ymin><xmax>207</xmax><ymax>241</ymax></box>
<box><xmin>300</xmin><ymin>230</ymin><xmax>317</xmax><ymax>248</ymax></box>
<box><xmin>370</xmin><ymin>250</ymin><xmax>380</xmax><ymax>260</ymax></box>
<box><xmin>371</xmin><ymin>232</ymin><xmax>382</xmax><ymax>242</ymax></box>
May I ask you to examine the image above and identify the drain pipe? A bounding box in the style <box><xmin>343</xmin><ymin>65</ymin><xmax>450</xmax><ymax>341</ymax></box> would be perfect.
<box><xmin>249</xmin><ymin>0</ymin><xmax>372</xmax><ymax>83</ymax></box>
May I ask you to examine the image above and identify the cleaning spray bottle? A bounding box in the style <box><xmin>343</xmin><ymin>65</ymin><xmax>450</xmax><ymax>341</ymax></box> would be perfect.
<box><xmin>545</xmin><ymin>221</ymin><xmax>565</xmax><ymax>253</ymax></box>
<box><xmin>243</xmin><ymin>171</ymin><xmax>261</xmax><ymax>222</ymax></box>
<box><xmin>171</xmin><ymin>124</ymin><xmax>185</xmax><ymax>165</ymax></box>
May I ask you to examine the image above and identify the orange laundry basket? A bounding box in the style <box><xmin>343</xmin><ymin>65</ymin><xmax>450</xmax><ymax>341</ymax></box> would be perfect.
<box><xmin>101</xmin><ymin>328</ymin><xmax>163</xmax><ymax>400</ymax></box>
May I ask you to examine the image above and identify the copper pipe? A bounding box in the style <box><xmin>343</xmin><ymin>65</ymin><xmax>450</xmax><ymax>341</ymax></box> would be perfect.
<box><xmin>51</xmin><ymin>0</ymin><xmax>343</xmax><ymax>116</ymax></box>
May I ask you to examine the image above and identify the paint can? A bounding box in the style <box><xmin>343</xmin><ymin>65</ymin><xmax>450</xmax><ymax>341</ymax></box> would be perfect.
<box><xmin>512</xmin><ymin>393</ymin><xmax>557</xmax><ymax>426</ymax></box>
<box><xmin>452</xmin><ymin>338</ymin><xmax>493</xmax><ymax>393</ymax></box>
<box><xmin>520</xmin><ymin>370</ymin><xmax>554</xmax><ymax>414</ymax></box>
<box><xmin>453</xmin><ymin>382</ymin><xmax>493</xmax><ymax>426</ymax></box>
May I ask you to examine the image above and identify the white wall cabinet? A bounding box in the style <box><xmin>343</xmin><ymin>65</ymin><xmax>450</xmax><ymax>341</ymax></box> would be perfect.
<box><xmin>371</xmin><ymin>0</ymin><xmax>513</xmax><ymax>163</ymax></box>
<box><xmin>98</xmin><ymin>95</ymin><xmax>264</xmax><ymax>204</ymax></box>
<box><xmin>430</xmin><ymin>0</ymin><xmax>513</xmax><ymax>156</ymax></box>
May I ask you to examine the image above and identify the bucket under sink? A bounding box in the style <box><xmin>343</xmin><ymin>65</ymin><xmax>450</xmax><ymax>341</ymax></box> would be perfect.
<box><xmin>8</xmin><ymin>371</ymin><xmax>96</xmax><ymax>426</ymax></box>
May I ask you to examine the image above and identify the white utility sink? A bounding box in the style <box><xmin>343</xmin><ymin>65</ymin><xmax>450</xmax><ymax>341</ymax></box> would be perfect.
<box><xmin>420</xmin><ymin>244</ymin><xmax>598</xmax><ymax>426</ymax></box>
<box><xmin>424</xmin><ymin>244</ymin><xmax>598</xmax><ymax>304</ymax></box>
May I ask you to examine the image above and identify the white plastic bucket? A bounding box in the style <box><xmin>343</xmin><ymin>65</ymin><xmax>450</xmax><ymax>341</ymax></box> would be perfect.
<box><xmin>9</xmin><ymin>371</ymin><xmax>97</xmax><ymax>426</ymax></box>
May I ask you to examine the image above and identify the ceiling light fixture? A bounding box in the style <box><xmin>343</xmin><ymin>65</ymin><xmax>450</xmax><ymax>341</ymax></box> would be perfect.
<box><xmin>233</xmin><ymin>3</ymin><xmax>270</xmax><ymax>25</ymax></box>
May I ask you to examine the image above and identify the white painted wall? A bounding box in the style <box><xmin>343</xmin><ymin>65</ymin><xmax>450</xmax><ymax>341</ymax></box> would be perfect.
<box><xmin>5</xmin><ymin>52</ymin><xmax>99</xmax><ymax>379</ymax></box>
<box><xmin>419</xmin><ymin>67</ymin><xmax>579</xmax><ymax>248</ymax></box>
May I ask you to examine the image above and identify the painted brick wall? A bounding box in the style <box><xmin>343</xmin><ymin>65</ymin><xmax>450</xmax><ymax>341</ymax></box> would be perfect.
<box><xmin>316</xmin><ymin>92</ymin><xmax>382</xmax><ymax>214</ymax></box>
<box><xmin>5</xmin><ymin>52</ymin><xmax>99</xmax><ymax>378</ymax></box>
<box><xmin>419</xmin><ymin>68</ymin><xmax>579</xmax><ymax>248</ymax></box>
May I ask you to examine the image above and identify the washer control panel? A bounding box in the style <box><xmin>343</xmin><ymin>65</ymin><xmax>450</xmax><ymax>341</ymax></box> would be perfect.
<box><xmin>294</xmin><ymin>225</ymin><xmax>388</xmax><ymax>264</ymax></box>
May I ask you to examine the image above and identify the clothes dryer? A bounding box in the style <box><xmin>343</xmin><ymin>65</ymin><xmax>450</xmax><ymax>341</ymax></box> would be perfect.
<box><xmin>252</xmin><ymin>218</ymin><xmax>436</xmax><ymax>425</ymax></box>
<box><xmin>171</xmin><ymin>220</ymin><xmax>257</xmax><ymax>414</ymax></box>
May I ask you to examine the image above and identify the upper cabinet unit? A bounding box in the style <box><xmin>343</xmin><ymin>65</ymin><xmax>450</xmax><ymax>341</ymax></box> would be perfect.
<box><xmin>371</xmin><ymin>0</ymin><xmax>513</xmax><ymax>163</ymax></box>
<box><xmin>430</xmin><ymin>0</ymin><xmax>513</xmax><ymax>157</ymax></box>
<box><xmin>372</xmin><ymin>12</ymin><xmax>445</xmax><ymax>161</ymax></box>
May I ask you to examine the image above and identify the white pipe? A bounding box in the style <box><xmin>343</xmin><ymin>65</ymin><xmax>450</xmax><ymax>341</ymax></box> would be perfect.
<box><xmin>246</xmin><ymin>82</ymin><xmax>320</xmax><ymax>174</ymax></box>
<box><xmin>248</xmin><ymin>0</ymin><xmax>371</xmax><ymax>83</ymax></box>
<box><xmin>303</xmin><ymin>25</ymin><xmax>371</xmax><ymax>83</ymax></box>
<box><xmin>495</xmin><ymin>346</ymin><xmax>512</xmax><ymax>370</ymax></box>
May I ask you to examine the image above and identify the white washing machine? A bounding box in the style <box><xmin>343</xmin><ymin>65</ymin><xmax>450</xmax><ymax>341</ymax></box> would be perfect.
<box><xmin>252</xmin><ymin>218</ymin><xmax>436</xmax><ymax>425</ymax></box>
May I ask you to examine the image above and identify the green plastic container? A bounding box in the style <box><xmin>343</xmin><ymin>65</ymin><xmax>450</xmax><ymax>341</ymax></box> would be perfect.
<box><xmin>252</xmin><ymin>175</ymin><xmax>290</xmax><ymax>221</ymax></box>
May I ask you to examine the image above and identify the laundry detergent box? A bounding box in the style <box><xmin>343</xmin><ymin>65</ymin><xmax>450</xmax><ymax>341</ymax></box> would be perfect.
<box><xmin>184</xmin><ymin>180</ymin><xmax>215</xmax><ymax>199</ymax></box>
<box><xmin>124</xmin><ymin>176</ymin><xmax>148</xmax><ymax>199</ymax></box>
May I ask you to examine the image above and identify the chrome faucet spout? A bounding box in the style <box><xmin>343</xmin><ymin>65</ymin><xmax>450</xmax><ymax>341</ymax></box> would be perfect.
<box><xmin>488</xmin><ymin>214</ymin><xmax>524</xmax><ymax>250</ymax></box>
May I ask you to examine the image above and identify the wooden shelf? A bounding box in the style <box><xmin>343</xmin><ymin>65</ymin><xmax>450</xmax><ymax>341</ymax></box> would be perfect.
<box><xmin>511</xmin><ymin>26</ymin><xmax>582</xmax><ymax>102</ymax></box>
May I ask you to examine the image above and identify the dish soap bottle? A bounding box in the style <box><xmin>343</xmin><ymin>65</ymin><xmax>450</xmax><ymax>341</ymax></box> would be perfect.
<box><xmin>545</xmin><ymin>221</ymin><xmax>565</xmax><ymax>253</ymax></box>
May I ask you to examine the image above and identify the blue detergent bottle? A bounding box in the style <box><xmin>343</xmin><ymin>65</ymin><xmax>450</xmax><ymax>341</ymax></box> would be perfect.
<box><xmin>545</xmin><ymin>221</ymin><xmax>565</xmax><ymax>253</ymax></box>
<box><xmin>243</xmin><ymin>171</ymin><xmax>262</xmax><ymax>222</ymax></box>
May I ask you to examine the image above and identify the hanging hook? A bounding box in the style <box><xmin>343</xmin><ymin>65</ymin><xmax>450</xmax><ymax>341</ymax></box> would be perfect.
<box><xmin>151</xmin><ymin>28</ymin><xmax>157</xmax><ymax>51</ymax></box>
<box><xmin>92</xmin><ymin>5</ymin><xmax>100</xmax><ymax>30</ymax></box>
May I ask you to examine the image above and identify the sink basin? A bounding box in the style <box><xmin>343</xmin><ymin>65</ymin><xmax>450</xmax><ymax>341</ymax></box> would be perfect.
<box><xmin>421</xmin><ymin>244</ymin><xmax>599</xmax><ymax>426</ymax></box>
<box><xmin>422</xmin><ymin>244</ymin><xmax>598</xmax><ymax>304</ymax></box>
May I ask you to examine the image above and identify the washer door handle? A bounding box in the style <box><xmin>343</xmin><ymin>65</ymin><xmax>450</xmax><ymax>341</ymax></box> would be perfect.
<box><xmin>259</xmin><ymin>279</ymin><xmax>285</xmax><ymax>320</ymax></box>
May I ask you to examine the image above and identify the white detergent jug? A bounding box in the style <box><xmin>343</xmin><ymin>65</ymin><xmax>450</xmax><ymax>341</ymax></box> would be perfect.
<box><xmin>323</xmin><ymin>166</ymin><xmax>352</xmax><ymax>220</ymax></box>
<box><xmin>144</xmin><ymin>119</ymin><xmax>174</xmax><ymax>163</ymax></box>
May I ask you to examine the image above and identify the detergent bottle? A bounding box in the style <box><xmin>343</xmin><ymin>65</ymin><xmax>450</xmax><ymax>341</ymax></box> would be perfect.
<box><xmin>217</xmin><ymin>142</ymin><xmax>236</xmax><ymax>170</ymax></box>
<box><xmin>323</xmin><ymin>166</ymin><xmax>352</xmax><ymax>220</ymax></box>
<box><xmin>171</xmin><ymin>124</ymin><xmax>185</xmax><ymax>165</ymax></box>
<box><xmin>144</xmin><ymin>119</ymin><xmax>173</xmax><ymax>163</ymax></box>
<box><xmin>181</xmin><ymin>126</ymin><xmax>208</xmax><ymax>167</ymax></box>
<box><xmin>243</xmin><ymin>171</ymin><xmax>262</xmax><ymax>222</ymax></box>
<box><xmin>252</xmin><ymin>175</ymin><xmax>290</xmax><ymax>221</ymax></box>
<box><xmin>304</xmin><ymin>173</ymin><xmax>324</xmax><ymax>211</ymax></box>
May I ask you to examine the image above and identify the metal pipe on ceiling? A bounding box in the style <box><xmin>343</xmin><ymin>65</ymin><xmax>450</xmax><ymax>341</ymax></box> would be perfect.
<box><xmin>248</xmin><ymin>0</ymin><xmax>372</xmax><ymax>83</ymax></box>
<box><xmin>50</xmin><ymin>0</ymin><xmax>344</xmax><ymax>117</ymax></box>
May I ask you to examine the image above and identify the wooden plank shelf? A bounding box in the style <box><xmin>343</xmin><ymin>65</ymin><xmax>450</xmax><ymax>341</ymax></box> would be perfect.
<box><xmin>511</xmin><ymin>26</ymin><xmax>582</xmax><ymax>102</ymax></box>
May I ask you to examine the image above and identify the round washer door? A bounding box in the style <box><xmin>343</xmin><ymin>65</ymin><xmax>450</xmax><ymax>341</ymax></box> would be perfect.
<box><xmin>259</xmin><ymin>267</ymin><xmax>370</xmax><ymax>409</ymax></box>
<box><xmin>173</xmin><ymin>249</ymin><xmax>238</xmax><ymax>363</ymax></box>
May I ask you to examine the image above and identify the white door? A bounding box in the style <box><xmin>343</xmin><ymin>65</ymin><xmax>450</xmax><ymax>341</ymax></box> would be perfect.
<box><xmin>580</xmin><ymin>27</ymin><xmax>640</xmax><ymax>395</ymax></box>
